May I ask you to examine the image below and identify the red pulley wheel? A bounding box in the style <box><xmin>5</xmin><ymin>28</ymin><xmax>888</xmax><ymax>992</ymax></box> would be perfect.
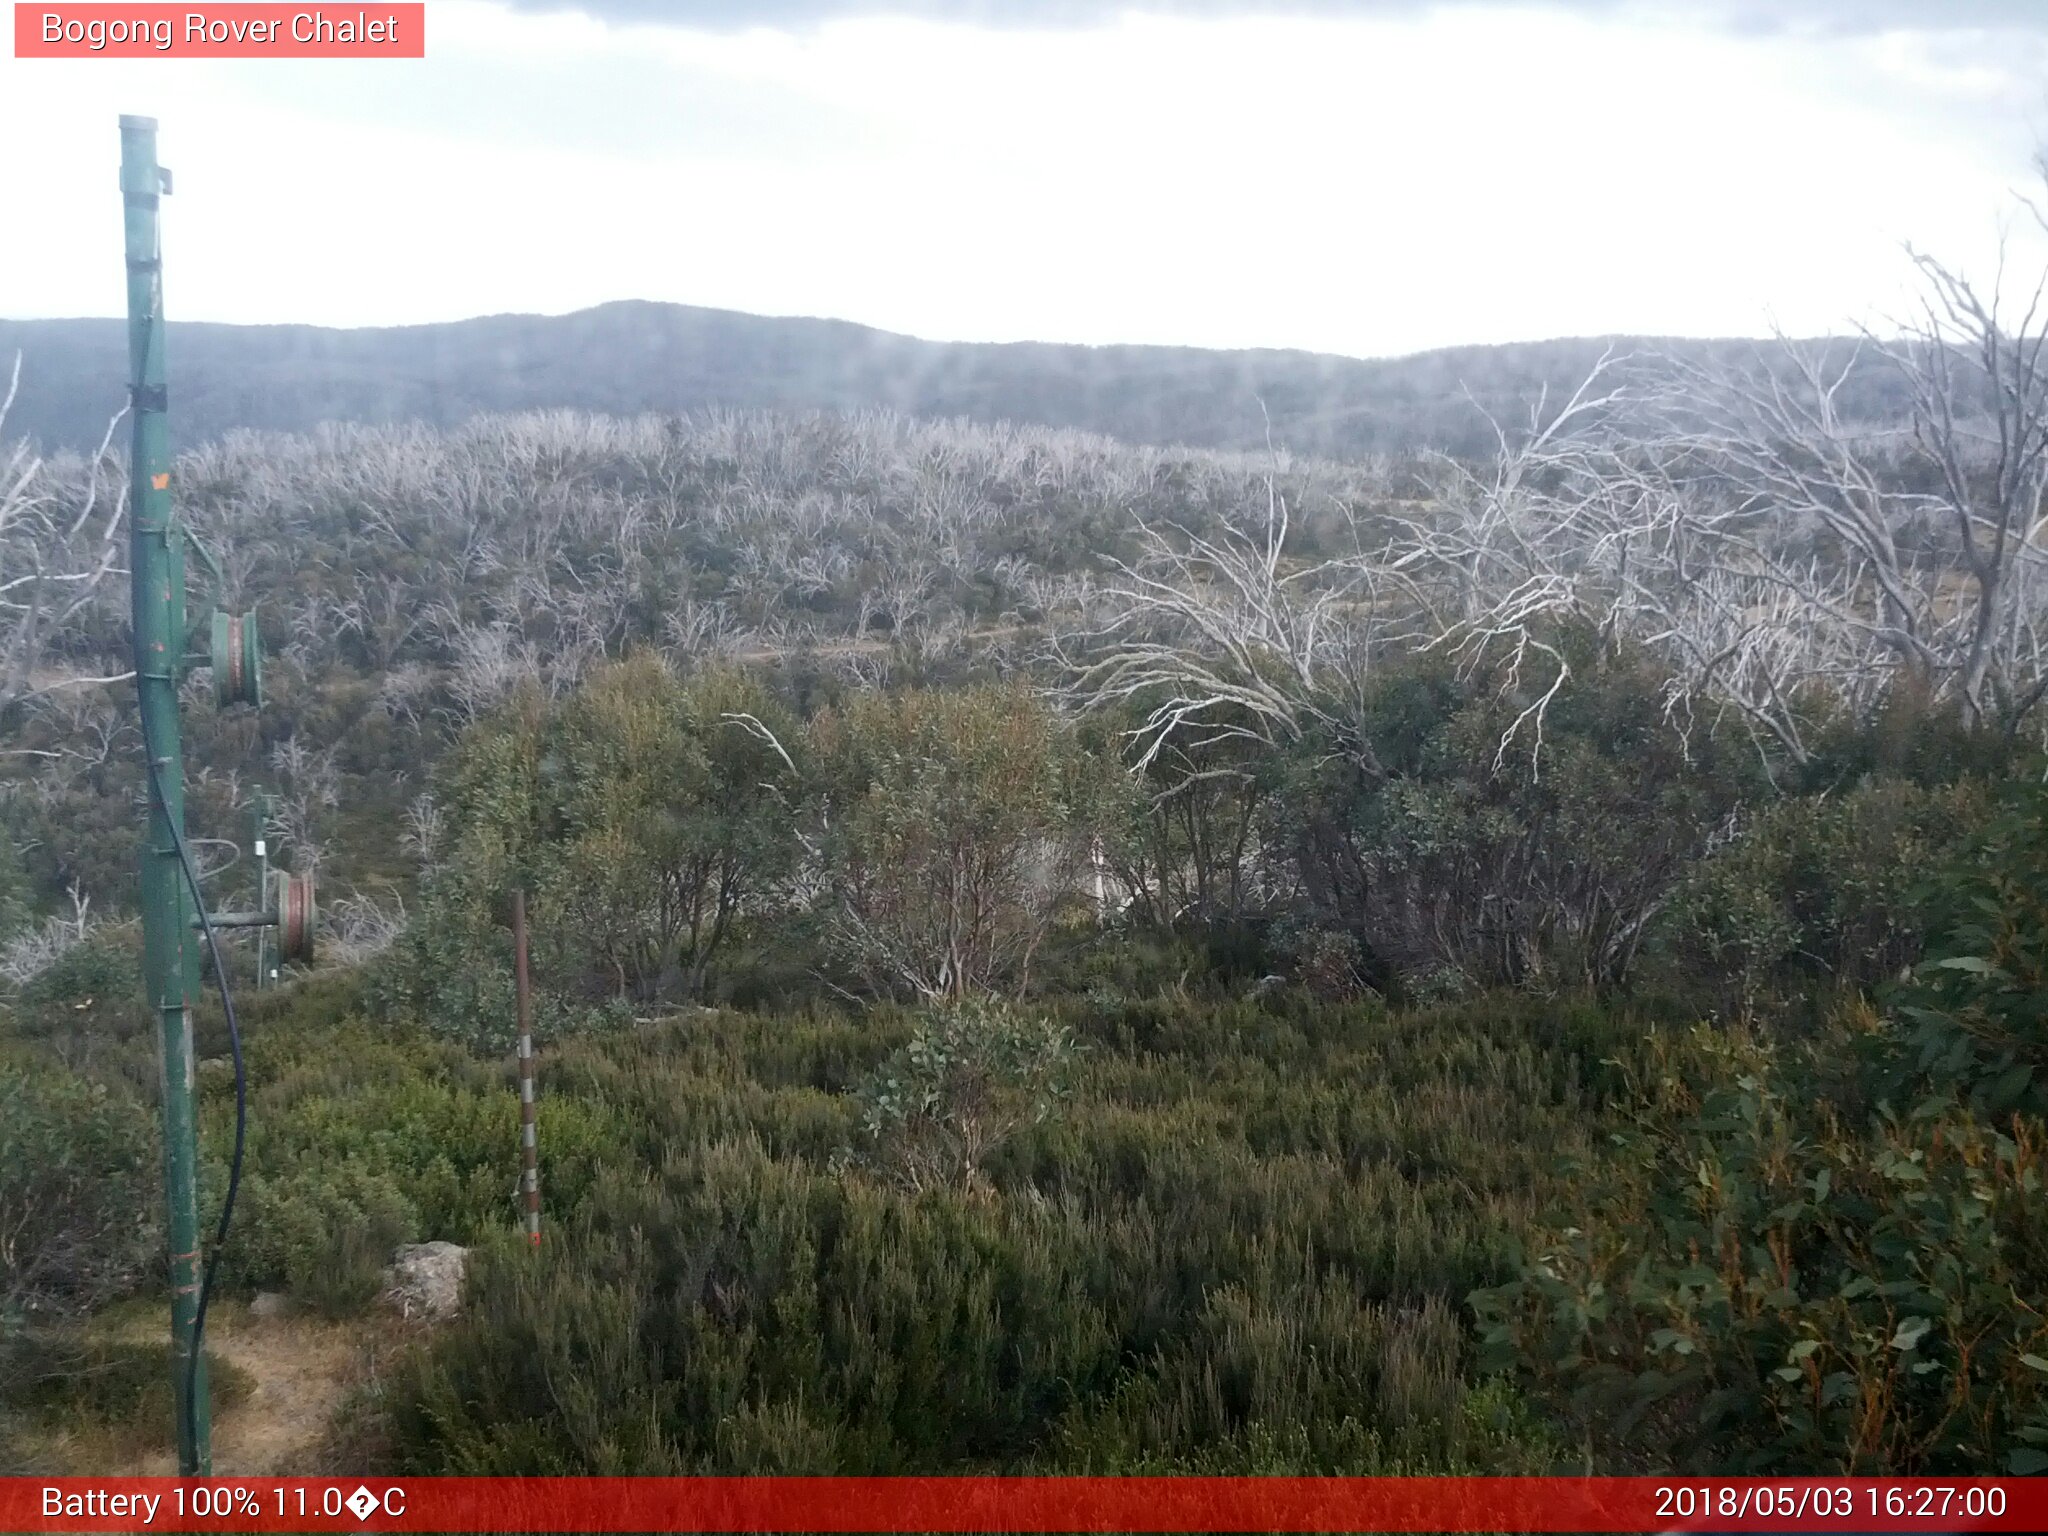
<box><xmin>269</xmin><ymin>868</ymin><xmax>317</xmax><ymax>964</ymax></box>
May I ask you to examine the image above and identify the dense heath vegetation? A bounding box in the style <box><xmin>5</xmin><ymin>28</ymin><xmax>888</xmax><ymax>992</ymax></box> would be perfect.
<box><xmin>4</xmin><ymin>366</ymin><xmax>2047</xmax><ymax>1476</ymax></box>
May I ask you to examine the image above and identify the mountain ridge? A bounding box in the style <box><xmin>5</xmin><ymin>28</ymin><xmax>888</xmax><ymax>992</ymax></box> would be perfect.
<box><xmin>0</xmin><ymin>300</ymin><xmax>1903</xmax><ymax>460</ymax></box>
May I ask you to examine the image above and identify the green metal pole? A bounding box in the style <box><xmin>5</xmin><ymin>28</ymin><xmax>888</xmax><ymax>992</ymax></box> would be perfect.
<box><xmin>121</xmin><ymin>113</ymin><xmax>210</xmax><ymax>1477</ymax></box>
<box><xmin>253</xmin><ymin>792</ymin><xmax>271</xmax><ymax>989</ymax></box>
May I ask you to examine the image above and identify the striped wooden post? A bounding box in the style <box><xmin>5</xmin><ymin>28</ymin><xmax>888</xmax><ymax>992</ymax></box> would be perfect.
<box><xmin>512</xmin><ymin>889</ymin><xmax>540</xmax><ymax>1249</ymax></box>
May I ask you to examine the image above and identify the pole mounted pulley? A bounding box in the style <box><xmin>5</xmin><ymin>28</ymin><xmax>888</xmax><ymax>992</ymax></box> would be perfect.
<box><xmin>209</xmin><ymin>609</ymin><xmax>263</xmax><ymax>708</ymax></box>
<box><xmin>272</xmin><ymin>867</ymin><xmax>316</xmax><ymax>964</ymax></box>
<box><xmin>194</xmin><ymin>867</ymin><xmax>318</xmax><ymax>965</ymax></box>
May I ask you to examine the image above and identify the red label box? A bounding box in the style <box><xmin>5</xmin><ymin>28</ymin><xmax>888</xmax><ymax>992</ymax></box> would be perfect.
<box><xmin>13</xmin><ymin>4</ymin><xmax>425</xmax><ymax>57</ymax></box>
<box><xmin>3</xmin><ymin>1477</ymin><xmax>2044</xmax><ymax>1533</ymax></box>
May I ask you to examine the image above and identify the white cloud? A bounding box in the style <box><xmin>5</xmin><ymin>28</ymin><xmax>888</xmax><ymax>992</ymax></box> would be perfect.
<box><xmin>0</xmin><ymin>0</ymin><xmax>2041</xmax><ymax>354</ymax></box>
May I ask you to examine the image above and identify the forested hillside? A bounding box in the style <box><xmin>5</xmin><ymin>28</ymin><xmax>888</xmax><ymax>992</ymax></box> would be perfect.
<box><xmin>0</xmin><ymin>303</ymin><xmax>1917</xmax><ymax>462</ymax></box>
<box><xmin>4</xmin><ymin>314</ymin><xmax>2046</xmax><ymax>1475</ymax></box>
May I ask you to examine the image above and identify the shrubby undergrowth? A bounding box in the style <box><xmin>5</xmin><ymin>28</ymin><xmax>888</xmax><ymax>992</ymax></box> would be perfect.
<box><xmin>379</xmin><ymin>990</ymin><xmax>1607</xmax><ymax>1473</ymax></box>
<box><xmin>5</xmin><ymin>395</ymin><xmax>2045</xmax><ymax>1476</ymax></box>
<box><xmin>1472</xmin><ymin>781</ymin><xmax>2048</xmax><ymax>1473</ymax></box>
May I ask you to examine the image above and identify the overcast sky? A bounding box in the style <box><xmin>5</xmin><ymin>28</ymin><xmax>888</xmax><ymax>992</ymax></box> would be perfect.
<box><xmin>3</xmin><ymin>0</ymin><xmax>2047</xmax><ymax>358</ymax></box>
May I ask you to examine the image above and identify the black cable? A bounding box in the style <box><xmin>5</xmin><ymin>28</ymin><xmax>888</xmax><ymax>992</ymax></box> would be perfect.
<box><xmin>136</xmin><ymin>704</ymin><xmax>246</xmax><ymax>1469</ymax></box>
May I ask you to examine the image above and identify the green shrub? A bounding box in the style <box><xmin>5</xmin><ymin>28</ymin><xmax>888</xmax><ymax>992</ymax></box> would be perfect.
<box><xmin>1471</xmin><ymin>1018</ymin><xmax>2048</xmax><ymax>1472</ymax></box>
<box><xmin>372</xmin><ymin>991</ymin><xmax>1625</xmax><ymax>1474</ymax></box>
<box><xmin>12</xmin><ymin>924</ymin><xmax>146</xmax><ymax>1047</ymax></box>
<box><xmin>1880</xmin><ymin>784</ymin><xmax>2048</xmax><ymax>1121</ymax></box>
<box><xmin>378</xmin><ymin>658</ymin><xmax>806</xmax><ymax>1042</ymax></box>
<box><xmin>839</xmin><ymin>1001</ymin><xmax>1080</xmax><ymax>1194</ymax></box>
<box><xmin>535</xmin><ymin>657</ymin><xmax>804</xmax><ymax>1003</ymax></box>
<box><xmin>1086</xmin><ymin>707</ymin><xmax>1267</xmax><ymax>931</ymax></box>
<box><xmin>1016</xmin><ymin>923</ymin><xmax>1223</xmax><ymax>1011</ymax></box>
<box><xmin>812</xmin><ymin>684</ymin><xmax>1116</xmax><ymax>999</ymax></box>
<box><xmin>0</xmin><ymin>836</ymin><xmax>30</xmax><ymax>945</ymax></box>
<box><xmin>1266</xmin><ymin>636</ymin><xmax>1758</xmax><ymax>993</ymax></box>
<box><xmin>369</xmin><ymin>906</ymin><xmax>525</xmax><ymax>1053</ymax></box>
<box><xmin>1279</xmin><ymin>925</ymin><xmax>1373</xmax><ymax>1001</ymax></box>
<box><xmin>1657</xmin><ymin>778</ymin><xmax>1989</xmax><ymax>1016</ymax></box>
<box><xmin>0</xmin><ymin>1047</ymin><xmax>158</xmax><ymax>1323</ymax></box>
<box><xmin>225</xmin><ymin>1166</ymin><xmax>420</xmax><ymax>1317</ymax></box>
<box><xmin>183</xmin><ymin>973</ymin><xmax>629</xmax><ymax>1313</ymax></box>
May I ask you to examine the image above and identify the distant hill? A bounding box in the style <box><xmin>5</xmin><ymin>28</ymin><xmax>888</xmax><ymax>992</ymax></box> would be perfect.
<box><xmin>0</xmin><ymin>300</ymin><xmax>1911</xmax><ymax>460</ymax></box>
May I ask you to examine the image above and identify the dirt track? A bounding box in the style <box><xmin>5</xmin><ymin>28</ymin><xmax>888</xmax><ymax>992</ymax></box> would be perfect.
<box><xmin>110</xmin><ymin>1305</ymin><xmax>379</xmax><ymax>1476</ymax></box>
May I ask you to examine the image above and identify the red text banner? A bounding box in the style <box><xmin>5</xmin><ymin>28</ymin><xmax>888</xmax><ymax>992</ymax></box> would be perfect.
<box><xmin>4</xmin><ymin>1477</ymin><xmax>2041</xmax><ymax>1533</ymax></box>
<box><xmin>14</xmin><ymin>5</ymin><xmax>424</xmax><ymax>57</ymax></box>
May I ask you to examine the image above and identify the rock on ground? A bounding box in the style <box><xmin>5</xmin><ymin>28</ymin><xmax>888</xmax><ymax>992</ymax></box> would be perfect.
<box><xmin>381</xmin><ymin>1240</ymin><xmax>468</xmax><ymax>1321</ymax></box>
